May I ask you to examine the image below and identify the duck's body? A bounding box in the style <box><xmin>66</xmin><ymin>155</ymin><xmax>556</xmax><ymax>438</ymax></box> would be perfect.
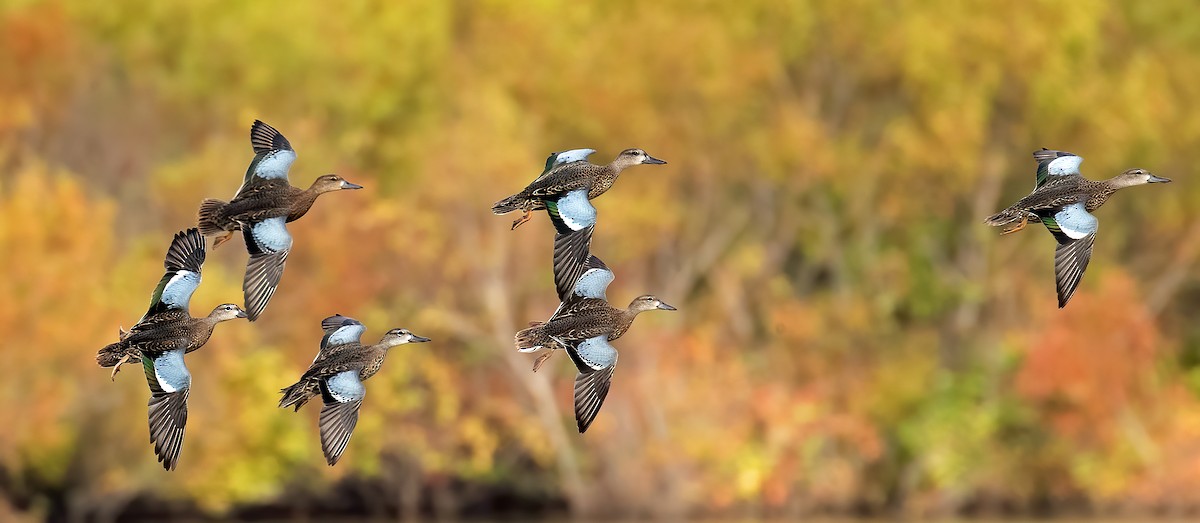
<box><xmin>196</xmin><ymin>120</ymin><xmax>362</xmax><ymax>321</ymax></box>
<box><xmin>98</xmin><ymin>310</ymin><xmax>231</xmax><ymax>367</ymax></box>
<box><xmin>518</xmin><ymin>255</ymin><xmax>616</xmax><ymax>371</ymax></box>
<box><xmin>95</xmin><ymin>228</ymin><xmax>247</xmax><ymax>470</ymax></box>
<box><xmin>279</xmin><ymin>316</ymin><xmax>429</xmax><ymax>465</ymax></box>
<box><xmin>985</xmin><ymin>149</ymin><xmax>1170</xmax><ymax>307</ymax></box>
<box><xmin>516</xmin><ymin>294</ymin><xmax>675</xmax><ymax>433</ymax></box>
<box><xmin>201</xmin><ymin>179</ymin><xmax>327</xmax><ymax>231</ymax></box>
<box><xmin>492</xmin><ymin>148</ymin><xmax>666</xmax><ymax>230</ymax></box>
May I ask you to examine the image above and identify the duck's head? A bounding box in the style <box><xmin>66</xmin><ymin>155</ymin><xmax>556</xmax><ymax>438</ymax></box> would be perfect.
<box><xmin>209</xmin><ymin>303</ymin><xmax>249</xmax><ymax>321</ymax></box>
<box><xmin>378</xmin><ymin>328</ymin><xmax>432</xmax><ymax>348</ymax></box>
<box><xmin>310</xmin><ymin>174</ymin><xmax>364</xmax><ymax>193</ymax></box>
<box><xmin>628</xmin><ymin>295</ymin><xmax>677</xmax><ymax>313</ymax></box>
<box><xmin>612</xmin><ymin>148</ymin><xmax>667</xmax><ymax>170</ymax></box>
<box><xmin>1112</xmin><ymin>168</ymin><xmax>1171</xmax><ymax>188</ymax></box>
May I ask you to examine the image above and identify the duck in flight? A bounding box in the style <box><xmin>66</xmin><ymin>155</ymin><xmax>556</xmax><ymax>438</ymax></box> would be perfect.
<box><xmin>492</xmin><ymin>147</ymin><xmax>666</xmax><ymax>230</ymax></box>
<box><xmin>197</xmin><ymin>120</ymin><xmax>363</xmax><ymax>321</ymax></box>
<box><xmin>279</xmin><ymin>315</ymin><xmax>430</xmax><ymax>465</ymax></box>
<box><xmin>95</xmin><ymin>229</ymin><xmax>247</xmax><ymax>470</ymax></box>
<box><xmin>985</xmin><ymin>148</ymin><xmax>1170</xmax><ymax>307</ymax></box>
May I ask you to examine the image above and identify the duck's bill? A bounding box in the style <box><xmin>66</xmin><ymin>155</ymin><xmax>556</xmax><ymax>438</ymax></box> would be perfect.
<box><xmin>1148</xmin><ymin>175</ymin><xmax>1171</xmax><ymax>183</ymax></box>
<box><xmin>643</xmin><ymin>155</ymin><xmax>667</xmax><ymax>165</ymax></box>
<box><xmin>657</xmin><ymin>302</ymin><xmax>677</xmax><ymax>311</ymax></box>
<box><xmin>409</xmin><ymin>335</ymin><xmax>432</xmax><ymax>343</ymax></box>
<box><xmin>341</xmin><ymin>181</ymin><xmax>364</xmax><ymax>189</ymax></box>
<box><xmin>236</xmin><ymin>310</ymin><xmax>249</xmax><ymax>318</ymax></box>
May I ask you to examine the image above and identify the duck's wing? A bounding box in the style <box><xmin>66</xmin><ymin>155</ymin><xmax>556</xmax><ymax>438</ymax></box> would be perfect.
<box><xmin>241</xmin><ymin>216</ymin><xmax>293</xmax><ymax>321</ymax></box>
<box><xmin>319</xmin><ymin>315</ymin><xmax>366</xmax><ymax>351</ymax></box>
<box><xmin>315</xmin><ymin>316</ymin><xmax>366</xmax><ymax>364</ymax></box>
<box><xmin>527</xmin><ymin>162</ymin><xmax>596</xmax><ymax>198</ymax></box>
<box><xmin>535</xmin><ymin>148</ymin><xmax>596</xmax><ymax>180</ymax></box>
<box><xmin>546</xmin><ymin>189</ymin><xmax>600</xmax><ymax>302</ymax></box>
<box><xmin>1033</xmin><ymin>148</ymin><xmax>1082</xmax><ymax>189</ymax></box>
<box><xmin>142</xmin><ymin>346</ymin><xmax>191</xmax><ymax>471</ymax></box>
<box><xmin>1038</xmin><ymin>201</ymin><xmax>1098</xmax><ymax>308</ymax></box>
<box><xmin>564</xmin><ymin>335</ymin><xmax>619</xmax><ymax>433</ymax></box>
<box><xmin>124</xmin><ymin>310</ymin><xmax>190</xmax><ymax>343</ymax></box>
<box><xmin>318</xmin><ymin>370</ymin><xmax>366</xmax><ymax>466</ymax></box>
<box><xmin>143</xmin><ymin>229</ymin><xmax>206</xmax><ymax>319</ymax></box>
<box><xmin>235</xmin><ymin>120</ymin><xmax>297</xmax><ymax>197</ymax></box>
<box><xmin>548</xmin><ymin>256</ymin><xmax>614</xmax><ymax>319</ymax></box>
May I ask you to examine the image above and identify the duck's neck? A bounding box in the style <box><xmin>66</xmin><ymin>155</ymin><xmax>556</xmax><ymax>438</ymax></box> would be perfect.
<box><xmin>190</xmin><ymin>316</ymin><xmax>221</xmax><ymax>346</ymax></box>
<box><xmin>359</xmin><ymin>345</ymin><xmax>390</xmax><ymax>380</ymax></box>
<box><xmin>288</xmin><ymin>186</ymin><xmax>324</xmax><ymax>221</ymax></box>
<box><xmin>590</xmin><ymin>163</ymin><xmax>626</xmax><ymax>197</ymax></box>
<box><xmin>1084</xmin><ymin>178</ymin><xmax>1123</xmax><ymax>211</ymax></box>
<box><xmin>605</xmin><ymin>161</ymin><xmax>635</xmax><ymax>178</ymax></box>
<box><xmin>611</xmin><ymin>308</ymin><xmax>643</xmax><ymax>341</ymax></box>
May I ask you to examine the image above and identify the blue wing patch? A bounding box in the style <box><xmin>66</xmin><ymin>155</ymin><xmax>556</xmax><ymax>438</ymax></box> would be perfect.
<box><xmin>149</xmin><ymin>349</ymin><xmax>192</xmax><ymax>393</ymax></box>
<box><xmin>567</xmin><ymin>335</ymin><xmax>618</xmax><ymax>373</ymax></box>
<box><xmin>321</xmin><ymin>371</ymin><xmax>366</xmax><ymax>404</ymax></box>
<box><xmin>249</xmin><ymin>217</ymin><xmax>293</xmax><ymax>254</ymax></box>
<box><xmin>546</xmin><ymin>189</ymin><xmax>596</xmax><ymax>234</ymax></box>
<box><xmin>574</xmin><ymin>267</ymin><xmax>614</xmax><ymax>300</ymax></box>
<box><xmin>1053</xmin><ymin>202</ymin><xmax>1098</xmax><ymax>240</ymax></box>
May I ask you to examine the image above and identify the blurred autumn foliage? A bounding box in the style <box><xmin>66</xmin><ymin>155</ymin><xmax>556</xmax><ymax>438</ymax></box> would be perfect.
<box><xmin>3</xmin><ymin>0</ymin><xmax>1200</xmax><ymax>521</ymax></box>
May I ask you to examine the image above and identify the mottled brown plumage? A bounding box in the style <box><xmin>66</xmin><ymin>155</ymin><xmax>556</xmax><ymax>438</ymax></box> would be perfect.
<box><xmin>985</xmin><ymin>149</ymin><xmax>1170</xmax><ymax>307</ymax></box>
<box><xmin>195</xmin><ymin>121</ymin><xmax>363</xmax><ymax>321</ymax></box>
<box><xmin>97</xmin><ymin>306</ymin><xmax>247</xmax><ymax>369</ymax></box>
<box><xmin>491</xmin><ymin>148</ymin><xmax>666</xmax><ymax>229</ymax></box>
<box><xmin>279</xmin><ymin>318</ymin><xmax>430</xmax><ymax>465</ymax></box>
<box><xmin>515</xmin><ymin>295</ymin><xmax>676</xmax><ymax>433</ymax></box>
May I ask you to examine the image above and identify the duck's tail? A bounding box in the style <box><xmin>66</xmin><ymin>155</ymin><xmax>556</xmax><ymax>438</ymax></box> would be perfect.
<box><xmin>984</xmin><ymin>207</ymin><xmax>1027</xmax><ymax>227</ymax></box>
<box><xmin>279</xmin><ymin>380</ymin><xmax>316</xmax><ymax>412</ymax></box>
<box><xmin>197</xmin><ymin>198</ymin><xmax>232</xmax><ymax>237</ymax></box>
<box><xmin>516</xmin><ymin>321</ymin><xmax>556</xmax><ymax>353</ymax></box>
<box><xmin>491</xmin><ymin>192</ymin><xmax>529</xmax><ymax>215</ymax></box>
<box><xmin>96</xmin><ymin>341</ymin><xmax>129</xmax><ymax>368</ymax></box>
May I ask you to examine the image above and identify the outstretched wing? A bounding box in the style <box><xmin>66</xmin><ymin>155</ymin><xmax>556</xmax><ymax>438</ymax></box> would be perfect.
<box><xmin>142</xmin><ymin>347</ymin><xmax>191</xmax><ymax>471</ymax></box>
<box><xmin>537</xmin><ymin>148</ymin><xmax>596</xmax><ymax>179</ymax></box>
<box><xmin>564</xmin><ymin>335</ymin><xmax>619</xmax><ymax>434</ymax></box>
<box><xmin>1038</xmin><ymin>201</ymin><xmax>1098</xmax><ymax>308</ymax></box>
<box><xmin>319</xmin><ymin>315</ymin><xmax>366</xmax><ymax>350</ymax></box>
<box><xmin>547</xmin><ymin>256</ymin><xmax>614</xmax><ymax>320</ymax></box>
<box><xmin>144</xmin><ymin>229</ymin><xmax>206</xmax><ymax>318</ymax></box>
<box><xmin>236</xmin><ymin>120</ymin><xmax>297</xmax><ymax>196</ymax></box>
<box><xmin>1033</xmin><ymin>148</ymin><xmax>1082</xmax><ymax>188</ymax></box>
<box><xmin>242</xmin><ymin>216</ymin><xmax>293</xmax><ymax>321</ymax></box>
<box><xmin>318</xmin><ymin>370</ymin><xmax>366</xmax><ymax>466</ymax></box>
<box><xmin>546</xmin><ymin>189</ymin><xmax>599</xmax><ymax>302</ymax></box>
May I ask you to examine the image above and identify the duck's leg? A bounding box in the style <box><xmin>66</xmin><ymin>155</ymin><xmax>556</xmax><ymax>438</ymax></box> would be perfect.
<box><xmin>212</xmin><ymin>231</ymin><xmax>234</xmax><ymax>249</ymax></box>
<box><xmin>109</xmin><ymin>354</ymin><xmax>132</xmax><ymax>381</ymax></box>
<box><xmin>531</xmin><ymin>352</ymin><xmax>553</xmax><ymax>372</ymax></box>
<box><xmin>510</xmin><ymin>209</ymin><xmax>532</xmax><ymax>230</ymax></box>
<box><xmin>1000</xmin><ymin>215</ymin><xmax>1029</xmax><ymax>235</ymax></box>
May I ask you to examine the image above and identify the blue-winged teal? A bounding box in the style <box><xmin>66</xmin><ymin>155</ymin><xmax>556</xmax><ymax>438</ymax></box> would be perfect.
<box><xmin>95</xmin><ymin>228</ymin><xmax>247</xmax><ymax>470</ymax></box>
<box><xmin>197</xmin><ymin>120</ymin><xmax>362</xmax><ymax>321</ymax></box>
<box><xmin>516</xmin><ymin>292</ymin><xmax>675</xmax><ymax>433</ymax></box>
<box><xmin>492</xmin><ymin>148</ymin><xmax>666</xmax><ymax>230</ymax></box>
<box><xmin>986</xmin><ymin>149</ymin><xmax>1170</xmax><ymax>307</ymax></box>
<box><xmin>279</xmin><ymin>315</ymin><xmax>430</xmax><ymax>465</ymax></box>
<box><xmin>519</xmin><ymin>255</ymin><xmax>614</xmax><ymax>372</ymax></box>
<box><xmin>278</xmin><ymin>314</ymin><xmax>367</xmax><ymax>412</ymax></box>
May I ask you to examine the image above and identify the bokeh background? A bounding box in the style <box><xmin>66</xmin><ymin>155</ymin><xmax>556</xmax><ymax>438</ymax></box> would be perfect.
<box><xmin>3</xmin><ymin>0</ymin><xmax>1200</xmax><ymax>521</ymax></box>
